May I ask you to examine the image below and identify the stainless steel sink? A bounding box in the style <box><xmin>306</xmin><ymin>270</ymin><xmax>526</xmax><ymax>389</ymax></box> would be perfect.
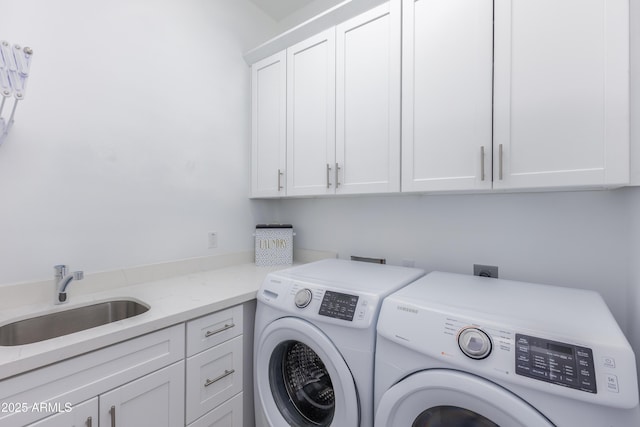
<box><xmin>0</xmin><ymin>299</ymin><xmax>150</xmax><ymax>346</ymax></box>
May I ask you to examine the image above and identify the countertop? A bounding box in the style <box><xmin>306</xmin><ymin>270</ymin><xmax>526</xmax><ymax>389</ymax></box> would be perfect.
<box><xmin>0</xmin><ymin>261</ymin><xmax>292</xmax><ymax>380</ymax></box>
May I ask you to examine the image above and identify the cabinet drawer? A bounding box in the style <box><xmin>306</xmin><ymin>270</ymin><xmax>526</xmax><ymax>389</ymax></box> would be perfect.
<box><xmin>186</xmin><ymin>336</ymin><xmax>243</xmax><ymax>424</ymax></box>
<box><xmin>186</xmin><ymin>305</ymin><xmax>243</xmax><ymax>357</ymax></box>
<box><xmin>188</xmin><ymin>392</ymin><xmax>243</xmax><ymax>427</ymax></box>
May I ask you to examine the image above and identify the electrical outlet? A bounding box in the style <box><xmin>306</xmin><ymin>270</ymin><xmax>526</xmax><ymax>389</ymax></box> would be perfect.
<box><xmin>208</xmin><ymin>232</ymin><xmax>218</xmax><ymax>249</ymax></box>
<box><xmin>473</xmin><ymin>264</ymin><xmax>499</xmax><ymax>278</ymax></box>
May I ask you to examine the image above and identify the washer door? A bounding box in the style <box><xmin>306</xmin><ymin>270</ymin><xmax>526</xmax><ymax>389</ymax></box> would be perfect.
<box><xmin>256</xmin><ymin>317</ymin><xmax>359</xmax><ymax>427</ymax></box>
<box><xmin>376</xmin><ymin>370</ymin><xmax>555</xmax><ymax>427</ymax></box>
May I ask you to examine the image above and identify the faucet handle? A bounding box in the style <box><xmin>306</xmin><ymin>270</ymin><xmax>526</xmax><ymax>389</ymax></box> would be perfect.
<box><xmin>54</xmin><ymin>265</ymin><xmax>68</xmax><ymax>275</ymax></box>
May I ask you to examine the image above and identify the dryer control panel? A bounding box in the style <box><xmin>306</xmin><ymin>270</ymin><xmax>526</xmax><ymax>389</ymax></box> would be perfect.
<box><xmin>515</xmin><ymin>334</ymin><xmax>596</xmax><ymax>394</ymax></box>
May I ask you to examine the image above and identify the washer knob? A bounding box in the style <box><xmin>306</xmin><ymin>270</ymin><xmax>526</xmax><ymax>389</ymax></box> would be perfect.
<box><xmin>294</xmin><ymin>289</ymin><xmax>313</xmax><ymax>308</ymax></box>
<box><xmin>458</xmin><ymin>328</ymin><xmax>492</xmax><ymax>359</ymax></box>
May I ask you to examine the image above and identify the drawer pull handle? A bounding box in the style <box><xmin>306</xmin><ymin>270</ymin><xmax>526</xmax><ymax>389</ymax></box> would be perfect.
<box><xmin>277</xmin><ymin>169</ymin><xmax>284</xmax><ymax>191</ymax></box>
<box><xmin>205</xmin><ymin>323</ymin><xmax>235</xmax><ymax>338</ymax></box>
<box><xmin>499</xmin><ymin>144</ymin><xmax>504</xmax><ymax>180</ymax></box>
<box><xmin>205</xmin><ymin>369</ymin><xmax>235</xmax><ymax>387</ymax></box>
<box><xmin>110</xmin><ymin>406</ymin><xmax>116</xmax><ymax>427</ymax></box>
<box><xmin>86</xmin><ymin>416</ymin><xmax>92</xmax><ymax>427</ymax></box>
<box><xmin>480</xmin><ymin>146</ymin><xmax>485</xmax><ymax>181</ymax></box>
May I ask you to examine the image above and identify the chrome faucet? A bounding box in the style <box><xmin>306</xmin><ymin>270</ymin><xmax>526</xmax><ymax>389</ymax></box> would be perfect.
<box><xmin>54</xmin><ymin>265</ymin><xmax>84</xmax><ymax>304</ymax></box>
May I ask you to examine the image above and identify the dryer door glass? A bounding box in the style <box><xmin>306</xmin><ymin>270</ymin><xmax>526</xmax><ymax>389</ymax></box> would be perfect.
<box><xmin>269</xmin><ymin>340</ymin><xmax>335</xmax><ymax>426</ymax></box>
<box><xmin>412</xmin><ymin>406</ymin><xmax>499</xmax><ymax>427</ymax></box>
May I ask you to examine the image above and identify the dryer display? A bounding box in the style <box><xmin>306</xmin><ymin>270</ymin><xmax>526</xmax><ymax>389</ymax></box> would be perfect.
<box><xmin>515</xmin><ymin>334</ymin><xmax>596</xmax><ymax>393</ymax></box>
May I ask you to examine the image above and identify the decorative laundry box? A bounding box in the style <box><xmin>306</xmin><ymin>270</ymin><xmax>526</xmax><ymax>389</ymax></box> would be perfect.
<box><xmin>254</xmin><ymin>224</ymin><xmax>294</xmax><ymax>266</ymax></box>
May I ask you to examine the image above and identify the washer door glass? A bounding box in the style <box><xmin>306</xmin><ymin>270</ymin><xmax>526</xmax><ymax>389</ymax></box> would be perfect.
<box><xmin>412</xmin><ymin>405</ymin><xmax>498</xmax><ymax>427</ymax></box>
<box><xmin>270</xmin><ymin>340</ymin><xmax>335</xmax><ymax>426</ymax></box>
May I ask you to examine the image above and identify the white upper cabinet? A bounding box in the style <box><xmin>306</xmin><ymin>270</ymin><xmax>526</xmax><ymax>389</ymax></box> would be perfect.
<box><xmin>249</xmin><ymin>0</ymin><xmax>630</xmax><ymax>196</ymax></box>
<box><xmin>401</xmin><ymin>0</ymin><xmax>493</xmax><ymax>192</ymax></box>
<box><xmin>286</xmin><ymin>29</ymin><xmax>336</xmax><ymax>196</ymax></box>
<box><xmin>335</xmin><ymin>1</ymin><xmax>401</xmax><ymax>194</ymax></box>
<box><xmin>251</xmin><ymin>52</ymin><xmax>287</xmax><ymax>198</ymax></box>
<box><xmin>493</xmin><ymin>0</ymin><xmax>629</xmax><ymax>189</ymax></box>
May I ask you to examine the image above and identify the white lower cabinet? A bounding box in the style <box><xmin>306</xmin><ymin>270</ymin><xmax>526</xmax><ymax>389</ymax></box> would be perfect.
<box><xmin>1</xmin><ymin>303</ymin><xmax>247</xmax><ymax>427</ymax></box>
<box><xmin>27</xmin><ymin>362</ymin><xmax>184</xmax><ymax>427</ymax></box>
<box><xmin>99</xmin><ymin>361</ymin><xmax>185</xmax><ymax>427</ymax></box>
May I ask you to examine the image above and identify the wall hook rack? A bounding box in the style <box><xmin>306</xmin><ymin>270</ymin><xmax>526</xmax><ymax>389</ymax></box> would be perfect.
<box><xmin>0</xmin><ymin>40</ymin><xmax>33</xmax><ymax>147</ymax></box>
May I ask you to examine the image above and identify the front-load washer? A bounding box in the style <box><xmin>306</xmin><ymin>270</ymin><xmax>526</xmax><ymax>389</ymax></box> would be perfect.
<box><xmin>254</xmin><ymin>259</ymin><xmax>424</xmax><ymax>427</ymax></box>
<box><xmin>374</xmin><ymin>271</ymin><xmax>640</xmax><ymax>427</ymax></box>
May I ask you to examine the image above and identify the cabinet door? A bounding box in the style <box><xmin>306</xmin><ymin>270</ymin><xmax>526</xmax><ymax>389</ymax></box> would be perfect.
<box><xmin>335</xmin><ymin>0</ymin><xmax>401</xmax><ymax>194</ymax></box>
<box><xmin>27</xmin><ymin>398</ymin><xmax>97</xmax><ymax>427</ymax></box>
<box><xmin>100</xmin><ymin>361</ymin><xmax>185</xmax><ymax>427</ymax></box>
<box><xmin>286</xmin><ymin>28</ymin><xmax>336</xmax><ymax>196</ymax></box>
<box><xmin>493</xmin><ymin>0</ymin><xmax>629</xmax><ymax>189</ymax></box>
<box><xmin>251</xmin><ymin>51</ymin><xmax>287</xmax><ymax>198</ymax></box>
<box><xmin>401</xmin><ymin>0</ymin><xmax>493</xmax><ymax>192</ymax></box>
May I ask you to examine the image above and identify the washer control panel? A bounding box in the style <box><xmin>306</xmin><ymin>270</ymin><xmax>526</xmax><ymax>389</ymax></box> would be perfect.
<box><xmin>515</xmin><ymin>334</ymin><xmax>596</xmax><ymax>394</ymax></box>
<box><xmin>318</xmin><ymin>290</ymin><xmax>359</xmax><ymax>321</ymax></box>
<box><xmin>258</xmin><ymin>277</ymin><xmax>376</xmax><ymax>328</ymax></box>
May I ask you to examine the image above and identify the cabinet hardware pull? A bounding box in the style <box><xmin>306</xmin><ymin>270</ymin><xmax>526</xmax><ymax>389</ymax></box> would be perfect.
<box><xmin>480</xmin><ymin>146</ymin><xmax>485</xmax><ymax>181</ymax></box>
<box><xmin>110</xmin><ymin>406</ymin><xmax>116</xmax><ymax>427</ymax></box>
<box><xmin>499</xmin><ymin>144</ymin><xmax>504</xmax><ymax>180</ymax></box>
<box><xmin>326</xmin><ymin>164</ymin><xmax>332</xmax><ymax>188</ymax></box>
<box><xmin>277</xmin><ymin>169</ymin><xmax>284</xmax><ymax>191</ymax></box>
<box><xmin>205</xmin><ymin>369</ymin><xmax>235</xmax><ymax>387</ymax></box>
<box><xmin>205</xmin><ymin>323</ymin><xmax>235</xmax><ymax>338</ymax></box>
<box><xmin>86</xmin><ymin>416</ymin><xmax>92</xmax><ymax>427</ymax></box>
<box><xmin>335</xmin><ymin>163</ymin><xmax>341</xmax><ymax>188</ymax></box>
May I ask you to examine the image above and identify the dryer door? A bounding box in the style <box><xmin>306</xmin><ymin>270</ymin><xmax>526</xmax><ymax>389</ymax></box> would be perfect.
<box><xmin>376</xmin><ymin>370</ymin><xmax>555</xmax><ymax>427</ymax></box>
<box><xmin>255</xmin><ymin>317</ymin><xmax>359</xmax><ymax>427</ymax></box>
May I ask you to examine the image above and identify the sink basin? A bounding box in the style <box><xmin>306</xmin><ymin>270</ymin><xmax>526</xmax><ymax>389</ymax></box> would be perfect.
<box><xmin>0</xmin><ymin>299</ymin><xmax>150</xmax><ymax>346</ymax></box>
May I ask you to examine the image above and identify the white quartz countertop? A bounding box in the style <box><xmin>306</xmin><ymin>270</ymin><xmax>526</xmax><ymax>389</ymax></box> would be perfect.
<box><xmin>0</xmin><ymin>261</ymin><xmax>290</xmax><ymax>380</ymax></box>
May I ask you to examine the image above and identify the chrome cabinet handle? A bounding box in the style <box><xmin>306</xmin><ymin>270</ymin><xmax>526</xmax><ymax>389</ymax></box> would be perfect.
<box><xmin>499</xmin><ymin>144</ymin><xmax>504</xmax><ymax>180</ymax></box>
<box><xmin>326</xmin><ymin>164</ymin><xmax>332</xmax><ymax>188</ymax></box>
<box><xmin>480</xmin><ymin>146</ymin><xmax>485</xmax><ymax>181</ymax></box>
<box><xmin>110</xmin><ymin>406</ymin><xmax>116</xmax><ymax>427</ymax></box>
<box><xmin>86</xmin><ymin>416</ymin><xmax>92</xmax><ymax>427</ymax></box>
<box><xmin>277</xmin><ymin>169</ymin><xmax>284</xmax><ymax>191</ymax></box>
<box><xmin>205</xmin><ymin>323</ymin><xmax>235</xmax><ymax>338</ymax></box>
<box><xmin>335</xmin><ymin>163</ymin><xmax>341</xmax><ymax>188</ymax></box>
<box><xmin>205</xmin><ymin>369</ymin><xmax>235</xmax><ymax>387</ymax></box>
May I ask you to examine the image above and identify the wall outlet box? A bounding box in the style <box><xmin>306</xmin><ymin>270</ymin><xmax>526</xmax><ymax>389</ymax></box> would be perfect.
<box><xmin>474</xmin><ymin>264</ymin><xmax>499</xmax><ymax>278</ymax></box>
<box><xmin>208</xmin><ymin>232</ymin><xmax>218</xmax><ymax>249</ymax></box>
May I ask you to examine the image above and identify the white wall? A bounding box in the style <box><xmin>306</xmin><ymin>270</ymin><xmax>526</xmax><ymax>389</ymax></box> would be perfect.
<box><xmin>273</xmin><ymin>190</ymin><xmax>633</xmax><ymax>329</ymax></box>
<box><xmin>0</xmin><ymin>0</ymin><xmax>277</xmax><ymax>285</ymax></box>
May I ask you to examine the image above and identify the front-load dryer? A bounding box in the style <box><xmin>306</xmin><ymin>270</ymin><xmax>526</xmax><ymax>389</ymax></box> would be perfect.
<box><xmin>254</xmin><ymin>259</ymin><xmax>424</xmax><ymax>427</ymax></box>
<box><xmin>374</xmin><ymin>271</ymin><xmax>640</xmax><ymax>427</ymax></box>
